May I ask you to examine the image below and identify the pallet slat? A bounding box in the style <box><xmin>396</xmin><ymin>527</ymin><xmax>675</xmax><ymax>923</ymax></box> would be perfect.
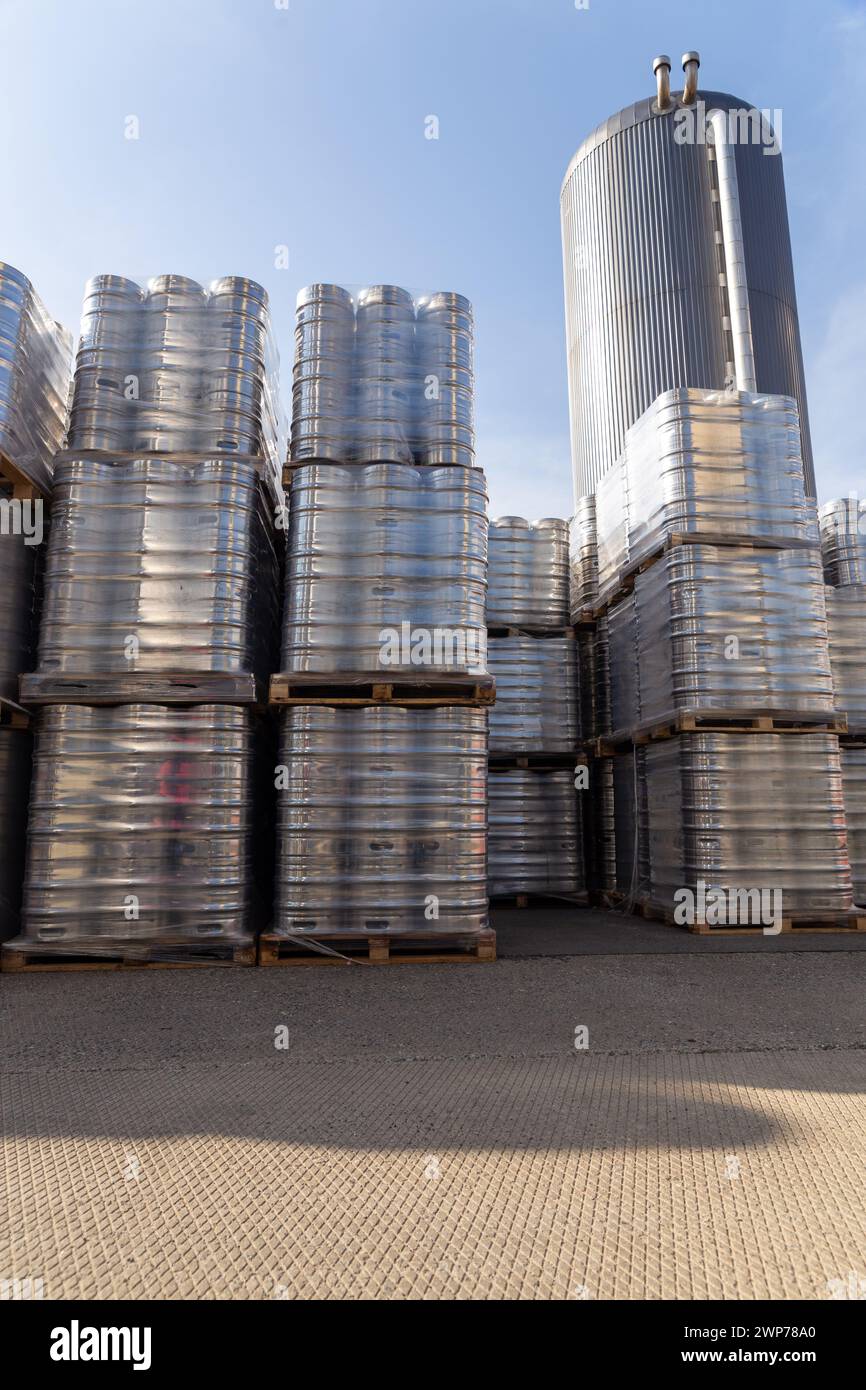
<box><xmin>258</xmin><ymin>929</ymin><xmax>496</xmax><ymax>966</ymax></box>
<box><xmin>19</xmin><ymin>671</ymin><xmax>262</xmax><ymax>706</ymax></box>
<box><xmin>0</xmin><ymin>696</ymin><xmax>31</xmax><ymax>729</ymax></box>
<box><xmin>0</xmin><ymin>450</ymin><xmax>47</xmax><ymax>500</ymax></box>
<box><xmin>1</xmin><ymin>942</ymin><xmax>256</xmax><ymax>972</ymax></box>
<box><xmin>486</xmin><ymin>625</ymin><xmax>575</xmax><ymax>639</ymax></box>
<box><xmin>489</xmin><ymin>892</ymin><xmax>590</xmax><ymax>909</ymax></box>
<box><xmin>595</xmin><ymin>708</ymin><xmax>847</xmax><ymax>754</ymax></box>
<box><xmin>635</xmin><ymin>900</ymin><xmax>866</xmax><ymax>935</ymax></box>
<box><xmin>488</xmin><ymin>751</ymin><xmax>585</xmax><ymax>770</ymax></box>
<box><xmin>269</xmin><ymin>673</ymin><xmax>495</xmax><ymax>707</ymax></box>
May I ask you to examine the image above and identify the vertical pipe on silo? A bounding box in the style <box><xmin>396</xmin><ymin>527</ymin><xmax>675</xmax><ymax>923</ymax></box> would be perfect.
<box><xmin>708</xmin><ymin>107</ymin><xmax>757</xmax><ymax>393</ymax></box>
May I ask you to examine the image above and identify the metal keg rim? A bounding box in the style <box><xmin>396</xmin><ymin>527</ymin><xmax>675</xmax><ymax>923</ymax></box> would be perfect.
<box><xmin>296</xmin><ymin>283</ymin><xmax>355</xmax><ymax>310</ymax></box>
<box><xmin>145</xmin><ymin>274</ymin><xmax>206</xmax><ymax>297</ymax></box>
<box><xmin>357</xmin><ymin>284</ymin><xmax>415</xmax><ymax>311</ymax></box>
<box><xmin>208</xmin><ymin>276</ymin><xmax>269</xmax><ymax>305</ymax></box>
<box><xmin>416</xmin><ymin>291</ymin><xmax>472</xmax><ymax>317</ymax></box>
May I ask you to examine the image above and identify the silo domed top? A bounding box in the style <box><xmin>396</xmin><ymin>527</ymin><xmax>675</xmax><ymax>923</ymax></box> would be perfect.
<box><xmin>561</xmin><ymin>88</ymin><xmax>757</xmax><ymax>194</ymax></box>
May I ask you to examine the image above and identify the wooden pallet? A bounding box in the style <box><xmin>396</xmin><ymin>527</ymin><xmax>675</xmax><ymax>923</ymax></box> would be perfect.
<box><xmin>635</xmin><ymin>900</ymin><xmax>866</xmax><ymax>935</ymax></box>
<box><xmin>595</xmin><ymin>708</ymin><xmax>847</xmax><ymax>753</ymax></box>
<box><xmin>0</xmin><ymin>696</ymin><xmax>31</xmax><ymax>729</ymax></box>
<box><xmin>594</xmin><ymin>529</ymin><xmax>815</xmax><ymax>617</ymax></box>
<box><xmin>258</xmin><ymin>929</ymin><xmax>496</xmax><ymax>966</ymax></box>
<box><xmin>487</xmin><ymin>625</ymin><xmax>575</xmax><ymax>639</ymax></box>
<box><xmin>269</xmin><ymin>672</ymin><xmax>495</xmax><ymax>707</ymax></box>
<box><xmin>634</xmin><ymin>709</ymin><xmax>847</xmax><ymax>742</ymax></box>
<box><xmin>489</xmin><ymin>892</ymin><xmax>590</xmax><ymax>910</ymax></box>
<box><xmin>19</xmin><ymin>670</ymin><xmax>262</xmax><ymax>706</ymax></box>
<box><xmin>0</xmin><ymin>450</ymin><xmax>47</xmax><ymax>500</ymax></box>
<box><xmin>1</xmin><ymin>941</ymin><xmax>256</xmax><ymax>972</ymax></box>
<box><xmin>488</xmin><ymin>750</ymin><xmax>585</xmax><ymax>770</ymax></box>
<box><xmin>571</xmin><ymin>607</ymin><xmax>597</xmax><ymax>630</ymax></box>
<box><xmin>591</xmin><ymin>889</ymin><xmax>628</xmax><ymax>910</ymax></box>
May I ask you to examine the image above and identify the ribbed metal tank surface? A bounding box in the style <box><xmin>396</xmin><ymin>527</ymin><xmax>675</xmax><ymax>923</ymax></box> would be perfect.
<box><xmin>0</xmin><ymin>512</ymin><xmax>39</xmax><ymax>699</ymax></box>
<box><xmin>645</xmin><ymin>733</ymin><xmax>853</xmax><ymax>915</ymax></box>
<box><xmin>635</xmin><ymin>544</ymin><xmax>835</xmax><ymax>721</ymax></box>
<box><xmin>486</xmin><ymin>518</ymin><xmax>570</xmax><ymax>629</ymax></box>
<box><xmin>0</xmin><ymin>729</ymin><xmax>32</xmax><ymax>940</ymax></box>
<box><xmin>20</xmin><ymin>706</ymin><xmax>255</xmax><ymax>945</ymax></box>
<box><xmin>36</xmin><ymin>457</ymin><xmax>279</xmax><ymax>680</ymax></box>
<box><xmin>281</xmin><ymin>463</ymin><xmax>488</xmax><ymax>676</ymax></box>
<box><xmin>569</xmin><ymin>495</ymin><xmax>598</xmax><ymax>618</ymax></box>
<box><xmin>488</xmin><ymin>769</ymin><xmax>584</xmax><ymax>897</ymax></box>
<box><xmin>561</xmin><ymin>90</ymin><xmax>814</xmax><ymax>498</ymax></box>
<box><xmin>826</xmin><ymin>586</ymin><xmax>866</xmax><ymax>734</ymax></box>
<box><xmin>487</xmin><ymin>635</ymin><xmax>579</xmax><ymax>751</ymax></box>
<box><xmin>276</xmin><ymin>707</ymin><xmax>488</xmax><ymax>934</ymax></box>
<box><xmin>820</xmin><ymin>500</ymin><xmax>866</xmax><ymax>586</ymax></box>
<box><xmin>840</xmin><ymin>746</ymin><xmax>866</xmax><ymax>907</ymax></box>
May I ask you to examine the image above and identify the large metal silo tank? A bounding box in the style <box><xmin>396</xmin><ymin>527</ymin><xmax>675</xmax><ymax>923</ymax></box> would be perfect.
<box><xmin>560</xmin><ymin>56</ymin><xmax>814</xmax><ymax>499</ymax></box>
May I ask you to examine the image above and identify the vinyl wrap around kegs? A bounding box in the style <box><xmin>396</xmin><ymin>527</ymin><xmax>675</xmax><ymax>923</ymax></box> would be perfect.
<box><xmin>0</xmin><ymin>729</ymin><xmax>32</xmax><ymax>941</ymax></box>
<box><xmin>67</xmin><ymin>273</ymin><xmax>285</xmax><ymax>497</ymax></box>
<box><xmin>820</xmin><ymin>500</ymin><xmax>866</xmax><ymax>587</ymax></box>
<box><xmin>275</xmin><ymin>707</ymin><xmax>488</xmax><ymax>934</ymax></box>
<box><xmin>0</xmin><ymin>262</ymin><xmax>72</xmax><ymax>492</ymax></box>
<box><xmin>840</xmin><ymin>746</ymin><xmax>866</xmax><ymax>907</ymax></box>
<box><xmin>0</xmin><ymin>264</ymin><xmax>69</xmax><ymax>945</ymax></box>
<box><xmin>590</xmin><ymin>385</ymin><xmax>854</xmax><ymax>921</ymax></box>
<box><xmin>20</xmin><ymin>706</ymin><xmax>257</xmax><ymax>948</ymax></box>
<box><xmin>488</xmin><ymin>769</ymin><xmax>584</xmax><ymax>897</ymax></box>
<box><xmin>6</xmin><ymin>271</ymin><xmax>287</xmax><ymax>962</ymax></box>
<box><xmin>487</xmin><ymin>636</ymin><xmax>579</xmax><ymax>752</ymax></box>
<box><xmin>355</xmin><ymin>284</ymin><xmax>416</xmax><ymax>463</ymax></box>
<box><xmin>593</xmin><ymin>758</ymin><xmax>617</xmax><ymax>895</ymax></box>
<box><xmin>484</xmin><ymin>513</ymin><xmax>585</xmax><ymax>899</ymax></box>
<box><xmin>820</xmin><ymin>497</ymin><xmax>866</xmax><ymax>737</ymax></box>
<box><xmin>608</xmin><ymin>594</ymin><xmax>640</xmax><ymax>734</ymax></box>
<box><xmin>644</xmin><ymin>734</ymin><xmax>853</xmax><ymax>916</ymax></box>
<box><xmin>0</xmin><ymin>503</ymin><xmax>40</xmax><ymax>700</ymax></box>
<box><xmin>596</xmin><ymin>390</ymin><xmax>818</xmax><ymax>603</ymax></box>
<box><xmin>634</xmin><ymin>545</ymin><xmax>835</xmax><ymax>722</ymax></box>
<box><xmin>612</xmin><ymin>749</ymin><xmax>649</xmax><ymax>901</ymax></box>
<box><xmin>825</xmin><ymin>587</ymin><xmax>866</xmax><ymax>735</ymax></box>
<box><xmin>281</xmin><ymin>463</ymin><xmax>488</xmax><ymax>677</ymax></box>
<box><xmin>569</xmin><ymin>495</ymin><xmax>598</xmax><ymax>619</ymax></box>
<box><xmin>486</xmin><ymin>518</ymin><xmax>571</xmax><ymax>629</ymax></box>
<box><xmin>35</xmin><ymin>456</ymin><xmax>280</xmax><ymax>681</ymax></box>
<box><xmin>273</xmin><ymin>284</ymin><xmax>490</xmax><ymax>940</ymax></box>
<box><xmin>289</xmin><ymin>283</ymin><xmax>476</xmax><ymax>468</ymax></box>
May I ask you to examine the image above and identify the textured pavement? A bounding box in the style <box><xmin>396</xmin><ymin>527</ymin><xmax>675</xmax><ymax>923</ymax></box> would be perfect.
<box><xmin>2</xmin><ymin>912</ymin><xmax>865</xmax><ymax>1300</ymax></box>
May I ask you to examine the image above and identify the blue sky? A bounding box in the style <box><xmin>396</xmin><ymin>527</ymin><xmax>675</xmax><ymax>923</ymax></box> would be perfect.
<box><xmin>3</xmin><ymin>0</ymin><xmax>864</xmax><ymax>515</ymax></box>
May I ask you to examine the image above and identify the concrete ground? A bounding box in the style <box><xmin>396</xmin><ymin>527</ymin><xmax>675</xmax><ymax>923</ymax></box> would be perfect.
<box><xmin>1</xmin><ymin>908</ymin><xmax>865</xmax><ymax>1300</ymax></box>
